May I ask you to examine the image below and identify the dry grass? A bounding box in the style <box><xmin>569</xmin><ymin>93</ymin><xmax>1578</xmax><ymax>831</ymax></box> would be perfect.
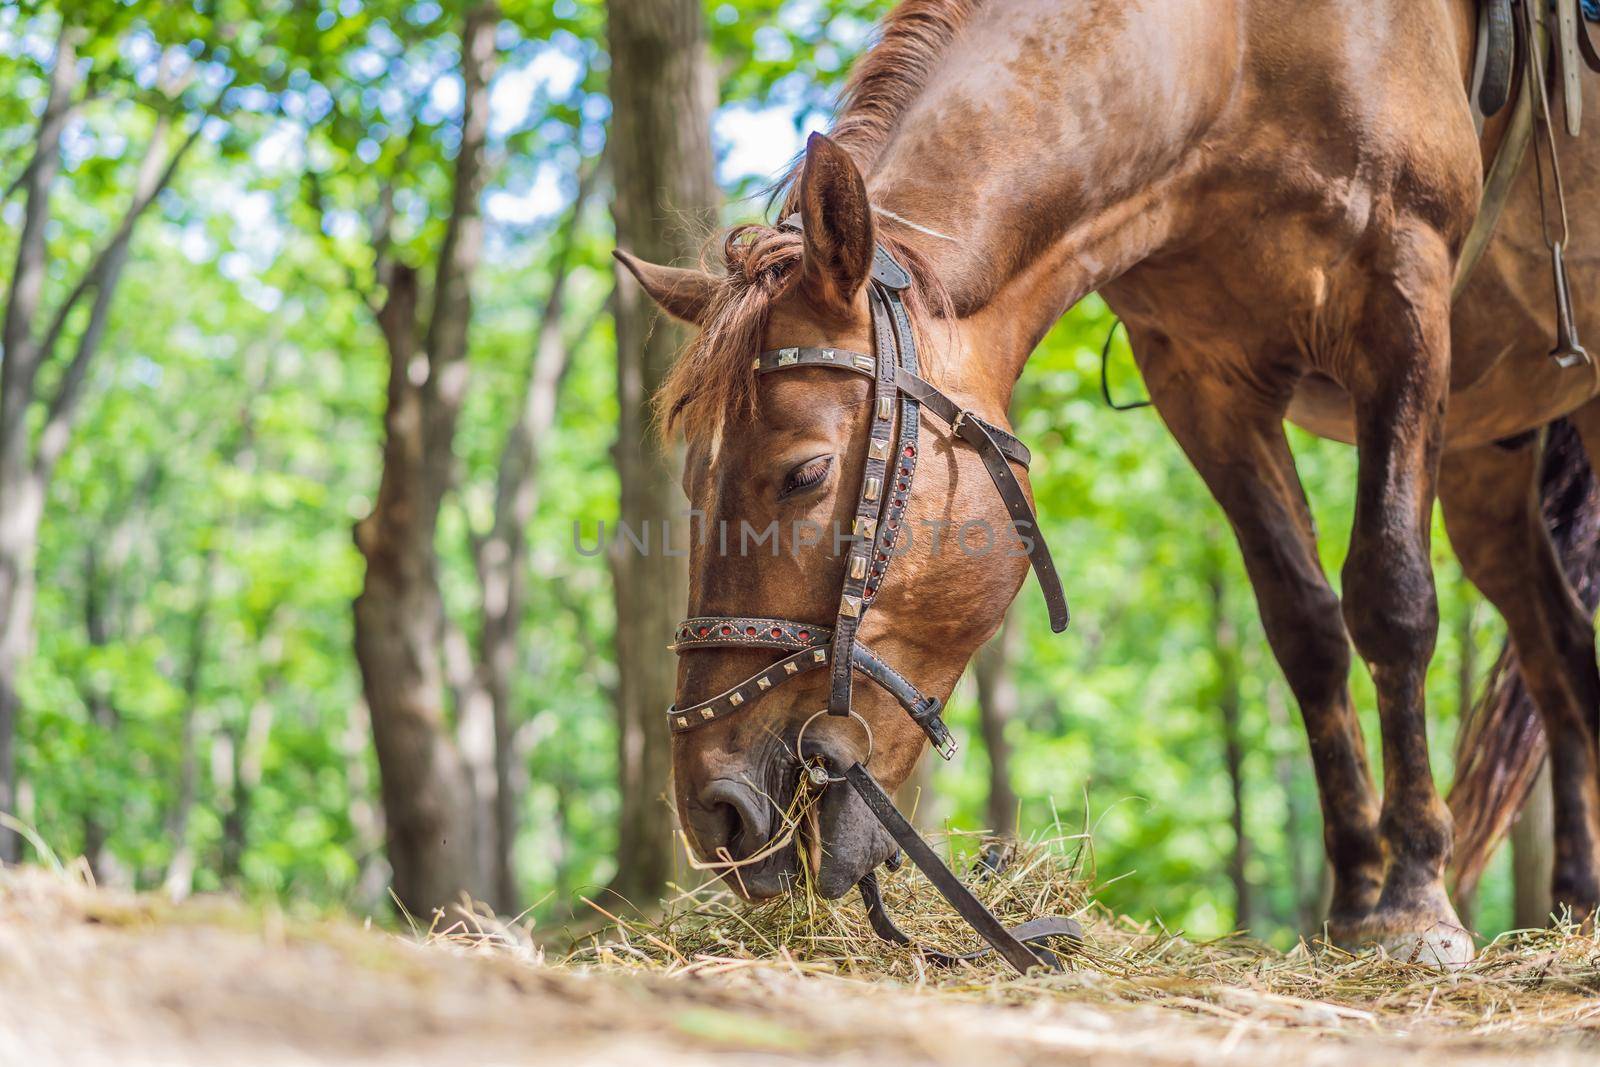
<box><xmin>549</xmin><ymin>830</ymin><xmax>1600</xmax><ymax>1041</ymax></box>
<box><xmin>7</xmin><ymin>834</ymin><xmax>1600</xmax><ymax>1065</ymax></box>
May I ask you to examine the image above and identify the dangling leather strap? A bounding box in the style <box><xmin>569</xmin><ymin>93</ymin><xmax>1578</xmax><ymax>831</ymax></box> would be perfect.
<box><xmin>858</xmin><ymin>872</ymin><xmax>1083</xmax><ymax>968</ymax></box>
<box><xmin>845</xmin><ymin>762</ymin><xmax>1082</xmax><ymax>974</ymax></box>
<box><xmin>1478</xmin><ymin>0</ymin><xmax>1516</xmax><ymax>117</ymax></box>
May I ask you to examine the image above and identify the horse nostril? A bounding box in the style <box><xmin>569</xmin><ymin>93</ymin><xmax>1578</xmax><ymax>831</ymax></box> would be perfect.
<box><xmin>694</xmin><ymin>779</ymin><xmax>774</xmax><ymax>859</ymax></box>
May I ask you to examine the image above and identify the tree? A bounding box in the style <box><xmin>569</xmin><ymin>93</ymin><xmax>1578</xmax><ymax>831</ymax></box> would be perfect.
<box><xmin>0</xmin><ymin>23</ymin><xmax>201</xmax><ymax>859</ymax></box>
<box><xmin>458</xmin><ymin>163</ymin><xmax>602</xmax><ymax>911</ymax></box>
<box><xmin>1205</xmin><ymin>527</ymin><xmax>1251</xmax><ymax>929</ymax></box>
<box><xmin>605</xmin><ymin>0</ymin><xmax>718</xmax><ymax>905</ymax></box>
<box><xmin>349</xmin><ymin>2</ymin><xmax>500</xmax><ymax>917</ymax></box>
<box><xmin>974</xmin><ymin>616</ymin><xmax>1020</xmax><ymax>837</ymax></box>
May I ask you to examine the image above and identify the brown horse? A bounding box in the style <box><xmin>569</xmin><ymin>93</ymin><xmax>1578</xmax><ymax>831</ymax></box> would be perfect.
<box><xmin>617</xmin><ymin>0</ymin><xmax>1600</xmax><ymax>964</ymax></box>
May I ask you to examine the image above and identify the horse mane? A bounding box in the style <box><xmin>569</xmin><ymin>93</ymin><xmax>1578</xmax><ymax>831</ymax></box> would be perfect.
<box><xmin>655</xmin><ymin>0</ymin><xmax>980</xmax><ymax>443</ymax></box>
<box><xmin>778</xmin><ymin>0</ymin><xmax>985</xmax><ymax>211</ymax></box>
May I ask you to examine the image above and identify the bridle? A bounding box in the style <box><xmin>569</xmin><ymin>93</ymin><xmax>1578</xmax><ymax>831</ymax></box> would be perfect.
<box><xmin>664</xmin><ymin>219</ymin><xmax>1079</xmax><ymax>973</ymax></box>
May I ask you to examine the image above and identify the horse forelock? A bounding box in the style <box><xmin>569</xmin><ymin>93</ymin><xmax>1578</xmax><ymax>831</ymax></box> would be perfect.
<box><xmin>654</xmin><ymin>224</ymin><xmax>949</xmax><ymax>449</ymax></box>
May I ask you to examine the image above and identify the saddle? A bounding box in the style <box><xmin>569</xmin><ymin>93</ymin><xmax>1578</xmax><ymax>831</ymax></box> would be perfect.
<box><xmin>1462</xmin><ymin>0</ymin><xmax>1599</xmax><ymax>367</ymax></box>
<box><xmin>1475</xmin><ymin>0</ymin><xmax>1599</xmax><ymax>125</ymax></box>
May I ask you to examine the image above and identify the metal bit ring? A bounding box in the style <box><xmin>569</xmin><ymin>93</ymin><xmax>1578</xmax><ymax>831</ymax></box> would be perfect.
<box><xmin>795</xmin><ymin>709</ymin><xmax>874</xmax><ymax>784</ymax></box>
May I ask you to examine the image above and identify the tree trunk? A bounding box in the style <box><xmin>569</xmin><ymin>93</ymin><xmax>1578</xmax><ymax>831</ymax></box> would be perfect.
<box><xmin>605</xmin><ymin>0</ymin><xmax>718</xmax><ymax>906</ymax></box>
<box><xmin>220</xmin><ymin>690</ymin><xmax>274</xmax><ymax>884</ymax></box>
<box><xmin>163</xmin><ymin>548</ymin><xmax>218</xmax><ymax>901</ymax></box>
<box><xmin>0</xmin><ymin>473</ymin><xmax>43</xmax><ymax>863</ymax></box>
<box><xmin>0</xmin><ymin>25</ymin><xmax>79</xmax><ymax>863</ymax></box>
<box><xmin>1</xmin><ymin>28</ymin><xmax>191</xmax><ymax>862</ymax></box>
<box><xmin>974</xmin><ymin>616</ymin><xmax>1020</xmax><ymax>836</ymax></box>
<box><xmin>81</xmin><ymin>543</ymin><xmax>116</xmax><ymax>880</ymax></box>
<box><xmin>1266</xmin><ymin>680</ymin><xmax>1317</xmax><ymax>935</ymax></box>
<box><xmin>464</xmin><ymin>165</ymin><xmax>599</xmax><ymax>913</ymax></box>
<box><xmin>1206</xmin><ymin>541</ymin><xmax>1251</xmax><ymax>930</ymax></box>
<box><xmin>353</xmin><ymin>265</ymin><xmax>481</xmax><ymax>916</ymax></box>
<box><xmin>1512</xmin><ymin>759</ymin><xmax>1555</xmax><ymax>927</ymax></box>
<box><xmin>351</xmin><ymin>1</ymin><xmax>500</xmax><ymax>922</ymax></box>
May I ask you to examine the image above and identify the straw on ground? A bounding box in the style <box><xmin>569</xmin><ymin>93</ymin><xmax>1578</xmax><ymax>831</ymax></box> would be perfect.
<box><xmin>3</xmin><ymin>839</ymin><xmax>1600</xmax><ymax>1067</ymax></box>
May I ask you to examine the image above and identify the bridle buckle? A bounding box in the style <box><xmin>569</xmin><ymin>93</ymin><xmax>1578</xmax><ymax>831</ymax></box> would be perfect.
<box><xmin>910</xmin><ymin>696</ymin><xmax>957</xmax><ymax>761</ymax></box>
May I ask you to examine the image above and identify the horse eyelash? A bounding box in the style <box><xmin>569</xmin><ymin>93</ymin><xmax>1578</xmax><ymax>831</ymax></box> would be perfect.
<box><xmin>781</xmin><ymin>456</ymin><xmax>832</xmax><ymax>497</ymax></box>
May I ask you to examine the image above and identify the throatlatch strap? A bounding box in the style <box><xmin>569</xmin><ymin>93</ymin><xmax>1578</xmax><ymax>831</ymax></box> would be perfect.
<box><xmin>890</xmin><ymin>368</ymin><xmax>1067</xmax><ymax>630</ymax></box>
<box><xmin>845</xmin><ymin>763</ymin><xmax>1081</xmax><ymax>974</ymax></box>
<box><xmin>955</xmin><ymin>414</ymin><xmax>1070</xmax><ymax>633</ymax></box>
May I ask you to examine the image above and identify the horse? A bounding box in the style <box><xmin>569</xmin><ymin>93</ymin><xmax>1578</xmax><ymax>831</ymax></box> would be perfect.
<box><xmin>615</xmin><ymin>0</ymin><xmax>1600</xmax><ymax>965</ymax></box>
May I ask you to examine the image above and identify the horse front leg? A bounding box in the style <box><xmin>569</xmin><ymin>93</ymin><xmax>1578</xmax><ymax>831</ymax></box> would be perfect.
<box><xmin>1137</xmin><ymin>335</ymin><xmax>1384</xmax><ymax>932</ymax></box>
<box><xmin>1339</xmin><ymin>225</ymin><xmax>1471</xmax><ymax>966</ymax></box>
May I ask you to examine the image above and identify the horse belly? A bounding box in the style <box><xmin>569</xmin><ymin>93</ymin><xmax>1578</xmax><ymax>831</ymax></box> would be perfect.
<box><xmin>1289</xmin><ymin>103</ymin><xmax>1600</xmax><ymax>452</ymax></box>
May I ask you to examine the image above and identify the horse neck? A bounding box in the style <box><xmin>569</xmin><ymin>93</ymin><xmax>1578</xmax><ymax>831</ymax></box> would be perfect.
<box><xmin>863</xmin><ymin>0</ymin><xmax>1243</xmax><ymax>400</ymax></box>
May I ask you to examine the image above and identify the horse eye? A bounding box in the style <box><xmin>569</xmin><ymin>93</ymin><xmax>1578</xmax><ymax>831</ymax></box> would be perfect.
<box><xmin>779</xmin><ymin>456</ymin><xmax>832</xmax><ymax>499</ymax></box>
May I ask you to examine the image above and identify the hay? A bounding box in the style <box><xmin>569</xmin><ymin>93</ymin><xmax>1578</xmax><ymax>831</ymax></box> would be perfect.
<box><xmin>6</xmin><ymin>851</ymin><xmax>1600</xmax><ymax>1065</ymax></box>
<box><xmin>558</xmin><ymin>830</ymin><xmax>1600</xmax><ymax>1040</ymax></box>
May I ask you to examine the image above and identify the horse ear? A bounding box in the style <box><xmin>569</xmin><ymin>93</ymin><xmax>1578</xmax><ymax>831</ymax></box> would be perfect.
<box><xmin>613</xmin><ymin>250</ymin><xmax>717</xmax><ymax>326</ymax></box>
<box><xmin>797</xmin><ymin>132</ymin><xmax>875</xmax><ymax>315</ymax></box>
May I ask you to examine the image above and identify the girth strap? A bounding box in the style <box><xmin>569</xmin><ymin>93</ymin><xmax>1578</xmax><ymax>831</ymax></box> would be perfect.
<box><xmin>846</xmin><ymin>763</ymin><xmax>1081</xmax><ymax>973</ymax></box>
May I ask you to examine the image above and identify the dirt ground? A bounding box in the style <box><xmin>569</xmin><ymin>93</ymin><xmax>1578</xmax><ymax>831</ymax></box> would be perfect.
<box><xmin>3</xmin><ymin>870</ymin><xmax>1600</xmax><ymax>1067</ymax></box>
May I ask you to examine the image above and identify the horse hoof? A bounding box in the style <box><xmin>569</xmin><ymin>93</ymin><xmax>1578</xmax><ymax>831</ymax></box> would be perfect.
<box><xmin>1330</xmin><ymin>912</ymin><xmax>1475</xmax><ymax>970</ymax></box>
<box><xmin>1375</xmin><ymin>922</ymin><xmax>1475</xmax><ymax>969</ymax></box>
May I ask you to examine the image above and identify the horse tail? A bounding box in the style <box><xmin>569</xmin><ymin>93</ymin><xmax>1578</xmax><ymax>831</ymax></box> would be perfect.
<box><xmin>1449</xmin><ymin>417</ymin><xmax>1600</xmax><ymax>898</ymax></box>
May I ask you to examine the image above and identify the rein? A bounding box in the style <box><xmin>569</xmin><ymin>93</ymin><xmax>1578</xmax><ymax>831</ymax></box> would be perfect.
<box><xmin>666</xmin><ymin>219</ymin><xmax>1080</xmax><ymax>973</ymax></box>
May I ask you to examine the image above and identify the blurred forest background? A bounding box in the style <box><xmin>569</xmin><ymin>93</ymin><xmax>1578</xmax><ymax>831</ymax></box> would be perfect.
<box><xmin>0</xmin><ymin>0</ymin><xmax>1546</xmax><ymax>945</ymax></box>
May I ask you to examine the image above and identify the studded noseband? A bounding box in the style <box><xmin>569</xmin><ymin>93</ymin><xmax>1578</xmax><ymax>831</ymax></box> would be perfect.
<box><xmin>665</xmin><ymin>221</ymin><xmax>1079</xmax><ymax>973</ymax></box>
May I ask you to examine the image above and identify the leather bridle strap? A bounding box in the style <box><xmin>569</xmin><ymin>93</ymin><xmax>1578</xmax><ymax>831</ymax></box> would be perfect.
<box><xmin>857</xmin><ymin>872</ymin><xmax>1084</xmax><ymax>969</ymax></box>
<box><xmin>666</xmin><ymin>233</ymin><xmax>1078</xmax><ymax>974</ymax></box>
<box><xmin>667</xmin><ymin>617</ymin><xmax>951</xmax><ymax>752</ymax></box>
<box><xmin>755</xmin><ymin>349</ymin><xmax>1032</xmax><ymax>465</ymax></box>
<box><xmin>846</xmin><ymin>763</ymin><xmax>1081</xmax><ymax>972</ymax></box>
<box><xmin>826</xmin><ymin>282</ymin><xmax>908</xmax><ymax>720</ymax></box>
<box><xmin>752</xmin><ymin>348</ymin><xmax>1070</xmax><ymax>633</ymax></box>
<box><xmin>894</xmin><ymin>369</ymin><xmax>1069</xmax><ymax>633</ymax></box>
